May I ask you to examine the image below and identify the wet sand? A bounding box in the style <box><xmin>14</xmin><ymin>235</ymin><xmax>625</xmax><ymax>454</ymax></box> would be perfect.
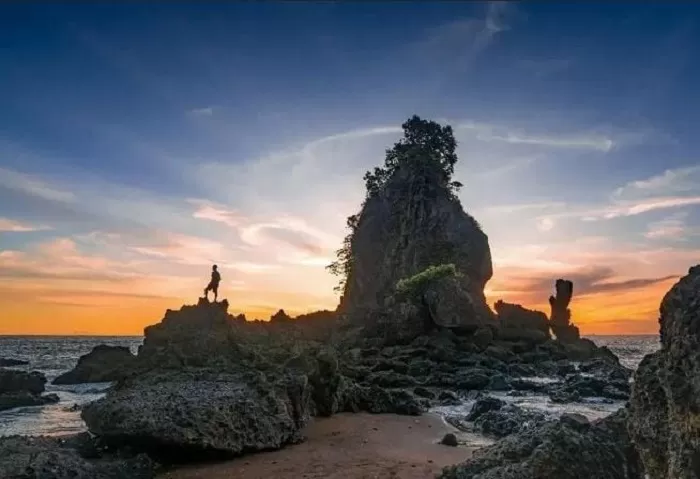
<box><xmin>161</xmin><ymin>412</ymin><xmax>473</xmax><ymax>479</ymax></box>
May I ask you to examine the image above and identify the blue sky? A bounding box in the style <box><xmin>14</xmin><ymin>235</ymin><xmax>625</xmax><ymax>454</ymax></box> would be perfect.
<box><xmin>1</xmin><ymin>2</ymin><xmax>699</xmax><ymax>334</ymax></box>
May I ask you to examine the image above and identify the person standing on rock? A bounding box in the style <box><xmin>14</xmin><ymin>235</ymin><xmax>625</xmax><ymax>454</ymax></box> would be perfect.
<box><xmin>203</xmin><ymin>264</ymin><xmax>221</xmax><ymax>302</ymax></box>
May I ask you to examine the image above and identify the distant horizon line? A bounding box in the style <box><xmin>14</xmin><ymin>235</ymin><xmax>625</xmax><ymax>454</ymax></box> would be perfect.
<box><xmin>0</xmin><ymin>333</ymin><xmax>660</xmax><ymax>338</ymax></box>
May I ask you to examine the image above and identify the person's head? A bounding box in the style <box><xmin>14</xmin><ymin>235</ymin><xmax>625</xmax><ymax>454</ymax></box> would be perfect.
<box><xmin>212</xmin><ymin>264</ymin><xmax>218</xmax><ymax>271</ymax></box>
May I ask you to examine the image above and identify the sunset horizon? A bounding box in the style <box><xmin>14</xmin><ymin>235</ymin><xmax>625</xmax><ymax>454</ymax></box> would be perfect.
<box><xmin>2</xmin><ymin>3</ymin><xmax>699</xmax><ymax>336</ymax></box>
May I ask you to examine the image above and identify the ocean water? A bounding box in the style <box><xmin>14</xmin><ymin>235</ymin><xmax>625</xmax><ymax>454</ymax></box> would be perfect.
<box><xmin>0</xmin><ymin>336</ymin><xmax>142</xmax><ymax>437</ymax></box>
<box><xmin>0</xmin><ymin>335</ymin><xmax>659</xmax><ymax>438</ymax></box>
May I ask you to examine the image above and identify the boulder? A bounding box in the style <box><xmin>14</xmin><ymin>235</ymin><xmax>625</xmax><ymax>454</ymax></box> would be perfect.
<box><xmin>495</xmin><ymin>301</ymin><xmax>550</xmax><ymax>343</ymax></box>
<box><xmin>439</xmin><ymin>408</ymin><xmax>643</xmax><ymax>479</ymax></box>
<box><xmin>0</xmin><ymin>434</ymin><xmax>156</xmax><ymax>478</ymax></box>
<box><xmin>423</xmin><ymin>275</ymin><xmax>490</xmax><ymax>332</ymax></box>
<box><xmin>0</xmin><ymin>369</ymin><xmax>59</xmax><ymax>412</ymax></box>
<box><xmin>53</xmin><ymin>345</ymin><xmax>137</xmax><ymax>385</ymax></box>
<box><xmin>441</xmin><ymin>433</ymin><xmax>459</xmax><ymax>447</ymax></box>
<box><xmin>628</xmin><ymin>265</ymin><xmax>700</xmax><ymax>479</ymax></box>
<box><xmin>0</xmin><ymin>358</ymin><xmax>28</xmax><ymax>367</ymax></box>
<box><xmin>81</xmin><ymin>369</ymin><xmax>310</xmax><ymax>459</ymax></box>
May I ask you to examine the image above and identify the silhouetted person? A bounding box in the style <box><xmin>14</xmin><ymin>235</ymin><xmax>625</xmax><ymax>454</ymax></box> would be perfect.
<box><xmin>203</xmin><ymin>264</ymin><xmax>221</xmax><ymax>302</ymax></box>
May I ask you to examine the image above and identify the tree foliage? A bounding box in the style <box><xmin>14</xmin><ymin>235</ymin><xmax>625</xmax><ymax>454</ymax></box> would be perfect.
<box><xmin>327</xmin><ymin>115</ymin><xmax>462</xmax><ymax>292</ymax></box>
<box><xmin>395</xmin><ymin>263</ymin><xmax>462</xmax><ymax>300</ymax></box>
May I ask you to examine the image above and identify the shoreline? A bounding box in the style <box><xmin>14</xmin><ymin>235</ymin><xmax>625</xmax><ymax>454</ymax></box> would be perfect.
<box><xmin>159</xmin><ymin>412</ymin><xmax>473</xmax><ymax>479</ymax></box>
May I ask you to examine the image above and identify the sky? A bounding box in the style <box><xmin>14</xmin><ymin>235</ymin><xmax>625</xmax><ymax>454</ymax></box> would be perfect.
<box><xmin>1</xmin><ymin>3</ymin><xmax>699</xmax><ymax>335</ymax></box>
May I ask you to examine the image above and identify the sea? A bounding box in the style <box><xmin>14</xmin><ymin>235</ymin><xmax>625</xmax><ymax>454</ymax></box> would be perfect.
<box><xmin>0</xmin><ymin>335</ymin><xmax>660</xmax><ymax>439</ymax></box>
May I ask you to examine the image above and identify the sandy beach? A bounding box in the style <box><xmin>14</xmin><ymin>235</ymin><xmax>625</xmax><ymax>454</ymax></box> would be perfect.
<box><xmin>161</xmin><ymin>412</ymin><xmax>472</xmax><ymax>479</ymax></box>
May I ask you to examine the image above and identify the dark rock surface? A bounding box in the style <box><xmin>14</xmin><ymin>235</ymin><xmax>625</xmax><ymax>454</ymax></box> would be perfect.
<box><xmin>53</xmin><ymin>345</ymin><xmax>137</xmax><ymax>385</ymax></box>
<box><xmin>82</xmin><ymin>369</ymin><xmax>310</xmax><ymax>460</ymax></box>
<box><xmin>628</xmin><ymin>265</ymin><xmax>700</xmax><ymax>479</ymax></box>
<box><xmin>549</xmin><ymin>279</ymin><xmax>580</xmax><ymax>342</ymax></box>
<box><xmin>0</xmin><ymin>369</ymin><xmax>59</xmax><ymax>412</ymax></box>
<box><xmin>0</xmin><ymin>358</ymin><xmax>29</xmax><ymax>367</ymax></box>
<box><xmin>439</xmin><ymin>408</ymin><xmax>643</xmax><ymax>479</ymax></box>
<box><xmin>495</xmin><ymin>301</ymin><xmax>550</xmax><ymax>343</ymax></box>
<box><xmin>83</xmin><ymin>301</ymin><xmax>312</xmax><ymax>459</ymax></box>
<box><xmin>0</xmin><ymin>434</ymin><xmax>156</xmax><ymax>478</ymax></box>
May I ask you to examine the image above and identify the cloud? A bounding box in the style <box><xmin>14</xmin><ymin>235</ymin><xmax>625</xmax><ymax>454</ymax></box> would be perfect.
<box><xmin>536</xmin><ymin>217</ymin><xmax>555</xmax><ymax>232</ymax></box>
<box><xmin>0</xmin><ymin>167</ymin><xmax>75</xmax><ymax>203</ymax></box>
<box><xmin>0</xmin><ymin>218</ymin><xmax>51</xmax><ymax>232</ymax></box>
<box><xmin>457</xmin><ymin>122</ymin><xmax>615</xmax><ymax>151</ymax></box>
<box><xmin>581</xmin><ymin>196</ymin><xmax>700</xmax><ymax>221</ymax></box>
<box><xmin>187</xmin><ymin>106</ymin><xmax>215</xmax><ymax>117</ymax></box>
<box><xmin>187</xmin><ymin>199</ymin><xmax>244</xmax><ymax>228</ymax></box>
<box><xmin>613</xmin><ymin>164</ymin><xmax>700</xmax><ymax>200</ymax></box>
<box><xmin>645</xmin><ymin>212</ymin><xmax>689</xmax><ymax>240</ymax></box>
<box><xmin>482</xmin><ymin>201</ymin><xmax>566</xmax><ymax>215</ymax></box>
<box><xmin>415</xmin><ymin>1</ymin><xmax>516</xmax><ymax>71</ymax></box>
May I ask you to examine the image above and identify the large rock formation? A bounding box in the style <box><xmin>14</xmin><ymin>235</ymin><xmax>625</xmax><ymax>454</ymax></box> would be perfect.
<box><xmin>0</xmin><ymin>368</ymin><xmax>59</xmax><ymax>412</ymax></box>
<box><xmin>82</xmin><ymin>369</ymin><xmax>309</xmax><ymax>459</ymax></box>
<box><xmin>53</xmin><ymin>345</ymin><xmax>137</xmax><ymax>385</ymax></box>
<box><xmin>440</xmin><ymin>409</ymin><xmax>643</xmax><ymax>479</ymax></box>
<box><xmin>628</xmin><ymin>265</ymin><xmax>700</xmax><ymax>479</ymax></box>
<box><xmin>82</xmin><ymin>300</ymin><xmax>312</xmax><ymax>459</ymax></box>
<box><xmin>495</xmin><ymin>300</ymin><xmax>550</xmax><ymax>343</ymax></box>
<box><xmin>549</xmin><ymin>279</ymin><xmax>580</xmax><ymax>342</ymax></box>
<box><xmin>0</xmin><ymin>434</ymin><xmax>156</xmax><ymax>478</ymax></box>
<box><xmin>336</xmin><ymin>117</ymin><xmax>493</xmax><ymax>338</ymax></box>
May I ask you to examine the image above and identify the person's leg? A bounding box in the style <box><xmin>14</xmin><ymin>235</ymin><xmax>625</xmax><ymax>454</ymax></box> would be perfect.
<box><xmin>213</xmin><ymin>285</ymin><xmax>218</xmax><ymax>302</ymax></box>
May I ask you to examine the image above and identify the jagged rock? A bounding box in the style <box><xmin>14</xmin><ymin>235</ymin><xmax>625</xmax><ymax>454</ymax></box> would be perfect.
<box><xmin>423</xmin><ymin>275</ymin><xmax>489</xmax><ymax>332</ymax></box>
<box><xmin>82</xmin><ymin>300</ymin><xmax>314</xmax><ymax>459</ymax></box>
<box><xmin>495</xmin><ymin>301</ymin><xmax>550</xmax><ymax>343</ymax></box>
<box><xmin>0</xmin><ymin>369</ymin><xmax>59</xmax><ymax>412</ymax></box>
<box><xmin>439</xmin><ymin>409</ymin><xmax>643</xmax><ymax>479</ymax></box>
<box><xmin>628</xmin><ymin>265</ymin><xmax>700</xmax><ymax>479</ymax></box>
<box><xmin>472</xmin><ymin>326</ymin><xmax>494</xmax><ymax>350</ymax></box>
<box><xmin>136</xmin><ymin>300</ymin><xmax>245</xmax><ymax>369</ymax></box>
<box><xmin>470</xmin><ymin>404</ymin><xmax>547</xmax><ymax>438</ymax></box>
<box><xmin>338</xmin><ymin>117</ymin><xmax>493</xmax><ymax>336</ymax></box>
<box><xmin>0</xmin><ymin>358</ymin><xmax>28</xmax><ymax>367</ymax></box>
<box><xmin>82</xmin><ymin>369</ymin><xmax>310</xmax><ymax>459</ymax></box>
<box><xmin>340</xmin><ymin>383</ymin><xmax>424</xmax><ymax>415</ymax></box>
<box><xmin>270</xmin><ymin>309</ymin><xmax>292</xmax><ymax>322</ymax></box>
<box><xmin>549</xmin><ymin>279</ymin><xmax>581</xmax><ymax>342</ymax></box>
<box><xmin>53</xmin><ymin>345</ymin><xmax>137</xmax><ymax>385</ymax></box>
<box><xmin>466</xmin><ymin>397</ymin><xmax>505</xmax><ymax>421</ymax></box>
<box><xmin>0</xmin><ymin>434</ymin><xmax>156</xmax><ymax>478</ymax></box>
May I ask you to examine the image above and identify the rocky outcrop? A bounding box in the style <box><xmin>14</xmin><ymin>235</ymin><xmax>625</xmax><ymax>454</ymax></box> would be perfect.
<box><xmin>0</xmin><ymin>357</ymin><xmax>28</xmax><ymax>367</ymax></box>
<box><xmin>495</xmin><ymin>300</ymin><xmax>550</xmax><ymax>343</ymax></box>
<box><xmin>0</xmin><ymin>369</ymin><xmax>59</xmax><ymax>412</ymax></box>
<box><xmin>82</xmin><ymin>369</ymin><xmax>310</xmax><ymax>459</ymax></box>
<box><xmin>83</xmin><ymin>300</ymin><xmax>311</xmax><ymax>459</ymax></box>
<box><xmin>53</xmin><ymin>345</ymin><xmax>136</xmax><ymax>385</ymax></box>
<box><xmin>628</xmin><ymin>265</ymin><xmax>700</xmax><ymax>479</ymax></box>
<box><xmin>440</xmin><ymin>408</ymin><xmax>643</xmax><ymax>479</ymax></box>
<box><xmin>549</xmin><ymin>279</ymin><xmax>580</xmax><ymax>342</ymax></box>
<box><xmin>0</xmin><ymin>434</ymin><xmax>156</xmax><ymax>478</ymax></box>
<box><xmin>337</xmin><ymin>118</ymin><xmax>493</xmax><ymax>337</ymax></box>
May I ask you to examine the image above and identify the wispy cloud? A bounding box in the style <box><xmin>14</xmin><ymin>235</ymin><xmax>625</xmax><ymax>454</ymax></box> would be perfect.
<box><xmin>0</xmin><ymin>167</ymin><xmax>75</xmax><ymax>203</ymax></box>
<box><xmin>457</xmin><ymin>122</ymin><xmax>615</xmax><ymax>152</ymax></box>
<box><xmin>187</xmin><ymin>199</ymin><xmax>245</xmax><ymax>228</ymax></box>
<box><xmin>613</xmin><ymin>164</ymin><xmax>700</xmax><ymax>200</ymax></box>
<box><xmin>645</xmin><ymin>212</ymin><xmax>689</xmax><ymax>240</ymax></box>
<box><xmin>415</xmin><ymin>1</ymin><xmax>516</xmax><ymax>72</ymax></box>
<box><xmin>0</xmin><ymin>218</ymin><xmax>51</xmax><ymax>232</ymax></box>
<box><xmin>187</xmin><ymin>106</ymin><xmax>215</xmax><ymax>117</ymax></box>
